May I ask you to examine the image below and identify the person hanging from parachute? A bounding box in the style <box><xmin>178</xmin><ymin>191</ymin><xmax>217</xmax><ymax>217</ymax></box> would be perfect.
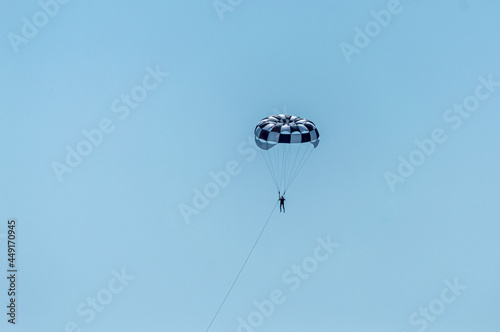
<box><xmin>279</xmin><ymin>194</ymin><xmax>286</xmax><ymax>213</ymax></box>
<box><xmin>204</xmin><ymin>113</ymin><xmax>320</xmax><ymax>332</ymax></box>
<box><xmin>254</xmin><ymin>114</ymin><xmax>320</xmax><ymax>209</ymax></box>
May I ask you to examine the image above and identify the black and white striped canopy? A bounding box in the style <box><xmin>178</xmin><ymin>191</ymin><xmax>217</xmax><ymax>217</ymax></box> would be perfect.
<box><xmin>254</xmin><ymin>114</ymin><xmax>320</xmax><ymax>150</ymax></box>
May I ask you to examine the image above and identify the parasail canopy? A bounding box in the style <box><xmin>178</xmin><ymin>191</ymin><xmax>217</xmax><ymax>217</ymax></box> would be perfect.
<box><xmin>254</xmin><ymin>114</ymin><xmax>320</xmax><ymax>194</ymax></box>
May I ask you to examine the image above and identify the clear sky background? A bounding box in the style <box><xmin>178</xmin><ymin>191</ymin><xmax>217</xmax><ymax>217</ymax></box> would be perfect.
<box><xmin>1</xmin><ymin>1</ymin><xmax>500</xmax><ymax>331</ymax></box>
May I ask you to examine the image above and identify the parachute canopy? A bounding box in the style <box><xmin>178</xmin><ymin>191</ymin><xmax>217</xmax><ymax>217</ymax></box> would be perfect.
<box><xmin>254</xmin><ymin>114</ymin><xmax>319</xmax><ymax>194</ymax></box>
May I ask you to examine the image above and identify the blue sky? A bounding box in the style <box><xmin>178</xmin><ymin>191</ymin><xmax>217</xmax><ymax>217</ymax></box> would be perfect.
<box><xmin>1</xmin><ymin>1</ymin><xmax>500</xmax><ymax>331</ymax></box>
